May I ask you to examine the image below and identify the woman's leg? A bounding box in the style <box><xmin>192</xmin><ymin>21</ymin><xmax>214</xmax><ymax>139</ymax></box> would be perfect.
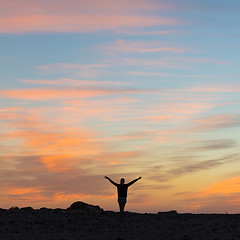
<box><xmin>119</xmin><ymin>201</ymin><xmax>126</xmax><ymax>213</ymax></box>
<box><xmin>118</xmin><ymin>198</ymin><xmax>126</xmax><ymax>219</ymax></box>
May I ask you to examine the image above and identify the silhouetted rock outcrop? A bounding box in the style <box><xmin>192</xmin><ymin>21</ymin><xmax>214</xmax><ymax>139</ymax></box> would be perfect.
<box><xmin>9</xmin><ymin>207</ymin><xmax>19</xmax><ymax>212</ymax></box>
<box><xmin>0</xmin><ymin>207</ymin><xmax>239</xmax><ymax>239</ymax></box>
<box><xmin>20</xmin><ymin>207</ymin><xmax>34</xmax><ymax>212</ymax></box>
<box><xmin>67</xmin><ymin>201</ymin><xmax>103</xmax><ymax>213</ymax></box>
<box><xmin>157</xmin><ymin>210</ymin><xmax>178</xmax><ymax>215</ymax></box>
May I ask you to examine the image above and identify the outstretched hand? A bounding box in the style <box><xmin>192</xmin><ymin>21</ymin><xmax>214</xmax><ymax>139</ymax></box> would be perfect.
<box><xmin>105</xmin><ymin>176</ymin><xmax>109</xmax><ymax>179</ymax></box>
<box><xmin>138</xmin><ymin>177</ymin><xmax>142</xmax><ymax>180</ymax></box>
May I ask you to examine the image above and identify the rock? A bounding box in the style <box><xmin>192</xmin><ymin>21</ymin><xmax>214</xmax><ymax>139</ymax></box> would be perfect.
<box><xmin>39</xmin><ymin>207</ymin><xmax>53</xmax><ymax>213</ymax></box>
<box><xmin>157</xmin><ymin>210</ymin><xmax>178</xmax><ymax>215</ymax></box>
<box><xmin>53</xmin><ymin>208</ymin><xmax>65</xmax><ymax>213</ymax></box>
<box><xmin>67</xmin><ymin>201</ymin><xmax>103</xmax><ymax>213</ymax></box>
<box><xmin>9</xmin><ymin>207</ymin><xmax>19</xmax><ymax>212</ymax></box>
<box><xmin>0</xmin><ymin>208</ymin><xmax>7</xmax><ymax>213</ymax></box>
<box><xmin>20</xmin><ymin>207</ymin><xmax>34</xmax><ymax>212</ymax></box>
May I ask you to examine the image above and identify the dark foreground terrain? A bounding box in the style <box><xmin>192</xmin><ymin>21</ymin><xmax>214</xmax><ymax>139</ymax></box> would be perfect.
<box><xmin>0</xmin><ymin>203</ymin><xmax>240</xmax><ymax>240</ymax></box>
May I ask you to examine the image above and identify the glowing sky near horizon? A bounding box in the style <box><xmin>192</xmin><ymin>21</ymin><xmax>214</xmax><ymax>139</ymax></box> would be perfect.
<box><xmin>1</xmin><ymin>0</ymin><xmax>240</xmax><ymax>213</ymax></box>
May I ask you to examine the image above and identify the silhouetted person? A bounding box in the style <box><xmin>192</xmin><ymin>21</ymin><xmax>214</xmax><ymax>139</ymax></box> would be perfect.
<box><xmin>105</xmin><ymin>176</ymin><xmax>141</xmax><ymax>218</ymax></box>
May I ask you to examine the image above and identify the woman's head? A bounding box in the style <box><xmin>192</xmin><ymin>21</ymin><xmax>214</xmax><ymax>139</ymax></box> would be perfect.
<box><xmin>120</xmin><ymin>178</ymin><xmax>125</xmax><ymax>184</ymax></box>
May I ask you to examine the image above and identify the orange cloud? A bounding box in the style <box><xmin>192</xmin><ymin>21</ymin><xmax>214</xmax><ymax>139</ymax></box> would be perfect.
<box><xmin>155</xmin><ymin>102</ymin><xmax>214</xmax><ymax>116</ymax></box>
<box><xmin>0</xmin><ymin>185</ymin><xmax>96</xmax><ymax>208</ymax></box>
<box><xmin>11</xmin><ymin>128</ymin><xmax>103</xmax><ymax>171</ymax></box>
<box><xmin>0</xmin><ymin>104</ymin><xmax>150</xmax><ymax>174</ymax></box>
<box><xmin>0</xmin><ymin>87</ymin><xmax>149</xmax><ymax>101</ymax></box>
<box><xmin>0</xmin><ymin>107</ymin><xmax>104</xmax><ymax>172</ymax></box>
<box><xmin>197</xmin><ymin>176</ymin><xmax>240</xmax><ymax>197</ymax></box>
<box><xmin>40</xmin><ymin>154</ymin><xmax>77</xmax><ymax>172</ymax></box>
<box><xmin>175</xmin><ymin>175</ymin><xmax>240</xmax><ymax>213</ymax></box>
<box><xmin>139</xmin><ymin>114</ymin><xmax>182</xmax><ymax>122</ymax></box>
<box><xmin>4</xmin><ymin>187</ymin><xmax>43</xmax><ymax>196</ymax></box>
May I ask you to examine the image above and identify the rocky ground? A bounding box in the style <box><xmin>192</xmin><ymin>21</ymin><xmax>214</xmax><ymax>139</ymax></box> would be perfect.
<box><xmin>0</xmin><ymin>202</ymin><xmax>240</xmax><ymax>240</ymax></box>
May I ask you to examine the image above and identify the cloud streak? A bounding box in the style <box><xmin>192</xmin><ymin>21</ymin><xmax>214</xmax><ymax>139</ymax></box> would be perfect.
<box><xmin>0</xmin><ymin>0</ymin><xmax>180</xmax><ymax>33</ymax></box>
<box><xmin>0</xmin><ymin>87</ymin><xmax>152</xmax><ymax>101</ymax></box>
<box><xmin>98</xmin><ymin>39</ymin><xmax>189</xmax><ymax>55</ymax></box>
<box><xmin>191</xmin><ymin>114</ymin><xmax>240</xmax><ymax>131</ymax></box>
<box><xmin>19</xmin><ymin>78</ymin><xmax>128</xmax><ymax>87</ymax></box>
<box><xmin>177</xmin><ymin>175</ymin><xmax>240</xmax><ymax>213</ymax></box>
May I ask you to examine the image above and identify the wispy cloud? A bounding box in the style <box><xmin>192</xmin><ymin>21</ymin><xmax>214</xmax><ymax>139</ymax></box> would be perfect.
<box><xmin>134</xmin><ymin>152</ymin><xmax>239</xmax><ymax>184</ymax></box>
<box><xmin>168</xmin><ymin>154</ymin><xmax>239</xmax><ymax>177</ymax></box>
<box><xmin>186</xmin><ymin>86</ymin><xmax>240</xmax><ymax>93</ymax></box>
<box><xmin>127</xmin><ymin>71</ymin><xmax>205</xmax><ymax>78</ymax></box>
<box><xmin>0</xmin><ymin>0</ymin><xmax>180</xmax><ymax>33</ymax></box>
<box><xmin>37</xmin><ymin>63</ymin><xmax>107</xmax><ymax>78</ymax></box>
<box><xmin>0</xmin><ymin>87</ymin><xmax>152</xmax><ymax>101</ymax></box>
<box><xmin>115</xmin><ymin>29</ymin><xmax>178</xmax><ymax>36</ymax></box>
<box><xmin>196</xmin><ymin>176</ymin><xmax>240</xmax><ymax>198</ymax></box>
<box><xmin>0</xmin><ymin>0</ymin><xmax>169</xmax><ymax>16</ymax></box>
<box><xmin>0</xmin><ymin>15</ymin><xmax>180</xmax><ymax>34</ymax></box>
<box><xmin>19</xmin><ymin>78</ymin><xmax>128</xmax><ymax>87</ymax></box>
<box><xmin>188</xmin><ymin>139</ymin><xmax>237</xmax><ymax>151</ymax></box>
<box><xmin>191</xmin><ymin>114</ymin><xmax>240</xmax><ymax>131</ymax></box>
<box><xmin>177</xmin><ymin>175</ymin><xmax>240</xmax><ymax>213</ymax></box>
<box><xmin>111</xmin><ymin>56</ymin><xmax>225</xmax><ymax>70</ymax></box>
<box><xmin>0</xmin><ymin>154</ymin><xmax>113</xmax><ymax>207</ymax></box>
<box><xmin>1</xmin><ymin>78</ymin><xmax>240</xmax><ymax>210</ymax></box>
<box><xmin>98</xmin><ymin>39</ymin><xmax>189</xmax><ymax>55</ymax></box>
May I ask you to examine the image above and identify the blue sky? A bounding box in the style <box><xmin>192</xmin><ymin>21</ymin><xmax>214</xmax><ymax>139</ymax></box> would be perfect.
<box><xmin>1</xmin><ymin>0</ymin><xmax>240</xmax><ymax>213</ymax></box>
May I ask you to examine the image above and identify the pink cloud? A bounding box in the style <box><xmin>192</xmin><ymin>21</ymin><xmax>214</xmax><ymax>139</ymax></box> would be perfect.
<box><xmin>19</xmin><ymin>78</ymin><xmax>129</xmax><ymax>87</ymax></box>
<box><xmin>115</xmin><ymin>29</ymin><xmax>177</xmax><ymax>35</ymax></box>
<box><xmin>0</xmin><ymin>15</ymin><xmax>179</xmax><ymax>33</ymax></box>
<box><xmin>37</xmin><ymin>63</ymin><xmax>107</xmax><ymax>78</ymax></box>
<box><xmin>114</xmin><ymin>56</ymin><xmax>227</xmax><ymax>69</ymax></box>
<box><xmin>61</xmin><ymin>97</ymin><xmax>140</xmax><ymax>119</ymax></box>
<box><xmin>38</xmin><ymin>63</ymin><xmax>106</xmax><ymax>72</ymax></box>
<box><xmin>127</xmin><ymin>71</ymin><xmax>204</xmax><ymax>78</ymax></box>
<box><xmin>98</xmin><ymin>39</ymin><xmax>189</xmax><ymax>55</ymax></box>
<box><xmin>186</xmin><ymin>86</ymin><xmax>240</xmax><ymax>93</ymax></box>
<box><xmin>0</xmin><ymin>14</ymin><xmax>180</xmax><ymax>33</ymax></box>
<box><xmin>0</xmin><ymin>0</ymin><xmax>169</xmax><ymax>16</ymax></box>
<box><xmin>0</xmin><ymin>0</ymin><xmax>180</xmax><ymax>34</ymax></box>
<box><xmin>192</xmin><ymin>114</ymin><xmax>240</xmax><ymax>131</ymax></box>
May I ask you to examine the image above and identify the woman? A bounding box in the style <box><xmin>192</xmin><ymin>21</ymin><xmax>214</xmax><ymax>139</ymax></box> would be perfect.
<box><xmin>105</xmin><ymin>176</ymin><xmax>141</xmax><ymax>217</ymax></box>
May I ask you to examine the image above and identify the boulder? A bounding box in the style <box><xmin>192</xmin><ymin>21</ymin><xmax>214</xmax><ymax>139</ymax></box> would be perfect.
<box><xmin>68</xmin><ymin>201</ymin><xmax>103</xmax><ymax>213</ymax></box>
<box><xmin>20</xmin><ymin>207</ymin><xmax>34</xmax><ymax>212</ymax></box>
<box><xmin>157</xmin><ymin>210</ymin><xmax>178</xmax><ymax>215</ymax></box>
<box><xmin>9</xmin><ymin>207</ymin><xmax>19</xmax><ymax>212</ymax></box>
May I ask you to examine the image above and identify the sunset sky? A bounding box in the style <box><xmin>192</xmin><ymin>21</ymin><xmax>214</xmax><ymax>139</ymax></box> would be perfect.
<box><xmin>1</xmin><ymin>0</ymin><xmax>240</xmax><ymax>213</ymax></box>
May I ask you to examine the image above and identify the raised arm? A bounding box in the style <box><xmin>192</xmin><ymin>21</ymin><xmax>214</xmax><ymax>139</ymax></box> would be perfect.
<box><xmin>127</xmin><ymin>177</ymin><xmax>141</xmax><ymax>187</ymax></box>
<box><xmin>105</xmin><ymin>176</ymin><xmax>118</xmax><ymax>186</ymax></box>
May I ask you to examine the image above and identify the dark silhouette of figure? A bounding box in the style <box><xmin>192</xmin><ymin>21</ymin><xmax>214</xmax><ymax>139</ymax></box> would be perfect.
<box><xmin>105</xmin><ymin>176</ymin><xmax>141</xmax><ymax>218</ymax></box>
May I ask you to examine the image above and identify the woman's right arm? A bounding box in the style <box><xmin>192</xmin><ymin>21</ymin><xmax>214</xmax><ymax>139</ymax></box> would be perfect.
<box><xmin>105</xmin><ymin>176</ymin><xmax>118</xmax><ymax>186</ymax></box>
